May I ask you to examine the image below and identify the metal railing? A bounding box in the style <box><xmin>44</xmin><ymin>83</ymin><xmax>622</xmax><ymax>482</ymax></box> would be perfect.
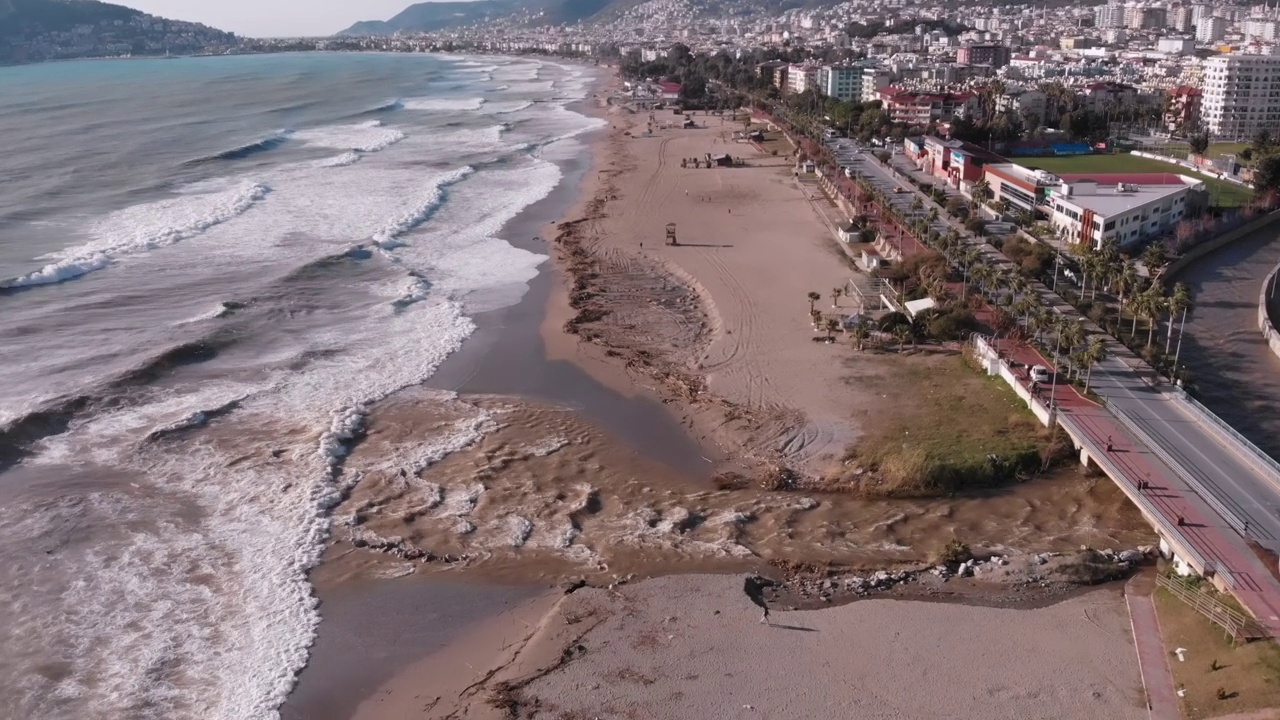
<box><xmin>1157</xmin><ymin>573</ymin><xmax>1266</xmax><ymax>642</ymax></box>
<box><xmin>1110</xmin><ymin>404</ymin><xmax>1250</xmax><ymax>538</ymax></box>
<box><xmin>1171</xmin><ymin>387</ymin><xmax>1280</xmax><ymax>493</ymax></box>
<box><xmin>1058</xmin><ymin>413</ymin><xmax>1227</xmax><ymax>586</ymax></box>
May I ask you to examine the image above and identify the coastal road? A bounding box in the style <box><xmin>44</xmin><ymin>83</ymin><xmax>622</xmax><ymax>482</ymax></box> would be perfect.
<box><xmin>809</xmin><ymin>130</ymin><xmax>1280</xmax><ymax>624</ymax></box>
<box><xmin>843</xmin><ymin>140</ymin><xmax>1280</xmax><ymax>557</ymax></box>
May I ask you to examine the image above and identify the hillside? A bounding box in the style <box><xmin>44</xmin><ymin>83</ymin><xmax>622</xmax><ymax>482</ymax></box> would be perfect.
<box><xmin>0</xmin><ymin>0</ymin><xmax>236</xmax><ymax>64</ymax></box>
<box><xmin>340</xmin><ymin>0</ymin><xmax>638</xmax><ymax>35</ymax></box>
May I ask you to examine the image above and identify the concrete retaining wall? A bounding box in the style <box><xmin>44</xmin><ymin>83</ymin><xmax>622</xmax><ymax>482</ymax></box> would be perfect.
<box><xmin>1262</xmin><ymin>262</ymin><xmax>1280</xmax><ymax>362</ymax></box>
<box><xmin>971</xmin><ymin>336</ymin><xmax>1053</xmax><ymax>427</ymax></box>
<box><xmin>1164</xmin><ymin>209</ymin><xmax>1280</xmax><ymax>280</ymax></box>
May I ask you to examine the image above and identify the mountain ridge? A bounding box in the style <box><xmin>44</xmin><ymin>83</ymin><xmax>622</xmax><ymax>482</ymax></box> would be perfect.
<box><xmin>0</xmin><ymin>0</ymin><xmax>236</xmax><ymax>64</ymax></box>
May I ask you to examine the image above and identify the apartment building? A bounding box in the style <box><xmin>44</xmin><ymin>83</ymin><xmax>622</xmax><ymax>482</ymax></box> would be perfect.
<box><xmin>860</xmin><ymin>67</ymin><xmax>894</xmax><ymax>103</ymax></box>
<box><xmin>816</xmin><ymin>64</ymin><xmax>862</xmax><ymax>102</ymax></box>
<box><xmin>787</xmin><ymin>64</ymin><xmax>819</xmax><ymax>94</ymax></box>
<box><xmin>1163</xmin><ymin>86</ymin><xmax>1202</xmax><ymax>133</ymax></box>
<box><xmin>957</xmin><ymin>43</ymin><xmax>1012</xmax><ymax>69</ymax></box>
<box><xmin>1196</xmin><ymin>16</ymin><xmax>1228</xmax><ymax>43</ymax></box>
<box><xmin>1201</xmin><ymin>54</ymin><xmax>1280</xmax><ymax>140</ymax></box>
<box><xmin>877</xmin><ymin>88</ymin><xmax>977</xmax><ymax>126</ymax></box>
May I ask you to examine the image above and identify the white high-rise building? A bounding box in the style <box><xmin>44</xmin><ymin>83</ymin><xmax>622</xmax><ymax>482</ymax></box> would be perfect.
<box><xmin>1201</xmin><ymin>54</ymin><xmax>1280</xmax><ymax>139</ymax></box>
<box><xmin>1095</xmin><ymin>3</ymin><xmax>1126</xmax><ymax>29</ymax></box>
<box><xmin>1245</xmin><ymin>18</ymin><xmax>1280</xmax><ymax>42</ymax></box>
<box><xmin>1196</xmin><ymin>15</ymin><xmax>1228</xmax><ymax>43</ymax></box>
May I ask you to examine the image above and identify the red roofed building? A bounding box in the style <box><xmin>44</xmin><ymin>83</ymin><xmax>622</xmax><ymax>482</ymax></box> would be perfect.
<box><xmin>876</xmin><ymin>87</ymin><xmax>978</xmax><ymax>126</ymax></box>
<box><xmin>658</xmin><ymin>82</ymin><xmax>682</xmax><ymax>101</ymax></box>
<box><xmin>1163</xmin><ymin>86</ymin><xmax>1202</xmax><ymax>134</ymax></box>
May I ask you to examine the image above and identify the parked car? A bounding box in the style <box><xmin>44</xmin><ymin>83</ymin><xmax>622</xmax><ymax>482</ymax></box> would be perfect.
<box><xmin>1030</xmin><ymin>365</ymin><xmax>1051</xmax><ymax>383</ymax></box>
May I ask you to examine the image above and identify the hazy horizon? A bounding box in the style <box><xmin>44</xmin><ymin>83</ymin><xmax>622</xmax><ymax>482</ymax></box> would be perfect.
<box><xmin>122</xmin><ymin>0</ymin><xmax>474</xmax><ymax>37</ymax></box>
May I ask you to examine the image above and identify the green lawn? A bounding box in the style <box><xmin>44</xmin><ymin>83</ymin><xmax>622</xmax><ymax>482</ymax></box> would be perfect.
<box><xmin>1012</xmin><ymin>154</ymin><xmax>1253</xmax><ymax>208</ymax></box>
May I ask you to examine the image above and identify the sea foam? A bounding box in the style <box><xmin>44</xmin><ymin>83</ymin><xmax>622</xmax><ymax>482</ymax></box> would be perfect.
<box><xmin>3</xmin><ymin>181</ymin><xmax>268</xmax><ymax>288</ymax></box>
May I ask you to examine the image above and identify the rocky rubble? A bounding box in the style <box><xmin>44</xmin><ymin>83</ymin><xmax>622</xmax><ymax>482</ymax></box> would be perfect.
<box><xmin>766</xmin><ymin>545</ymin><xmax>1157</xmax><ymax>609</ymax></box>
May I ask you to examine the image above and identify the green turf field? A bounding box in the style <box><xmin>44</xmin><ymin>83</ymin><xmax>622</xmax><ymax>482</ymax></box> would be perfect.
<box><xmin>1011</xmin><ymin>154</ymin><xmax>1253</xmax><ymax>207</ymax></box>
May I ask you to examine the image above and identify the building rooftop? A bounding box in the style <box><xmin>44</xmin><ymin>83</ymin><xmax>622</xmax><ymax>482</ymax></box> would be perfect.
<box><xmin>1051</xmin><ymin>175</ymin><xmax>1202</xmax><ymax>217</ymax></box>
<box><xmin>986</xmin><ymin>162</ymin><xmax>1063</xmax><ymax>187</ymax></box>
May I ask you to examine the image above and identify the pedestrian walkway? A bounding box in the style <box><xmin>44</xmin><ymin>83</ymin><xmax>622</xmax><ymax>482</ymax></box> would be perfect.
<box><xmin>1126</xmin><ymin>573</ymin><xmax>1181</xmax><ymax>720</ymax></box>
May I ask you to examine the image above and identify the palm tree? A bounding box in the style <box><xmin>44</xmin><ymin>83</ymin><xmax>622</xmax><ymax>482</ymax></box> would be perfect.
<box><xmin>1166</xmin><ymin>281</ymin><xmax>1193</xmax><ymax>354</ymax></box>
<box><xmin>1030</xmin><ymin>305</ymin><xmax>1053</xmax><ymax>344</ymax></box>
<box><xmin>1131</xmin><ymin>285</ymin><xmax>1166</xmax><ymax>348</ymax></box>
<box><xmin>811</xmin><ymin>308</ymin><xmax>823</xmax><ymax>329</ymax></box>
<box><xmin>893</xmin><ymin>324</ymin><xmax>912</xmax><ymax>352</ymax></box>
<box><xmin>807</xmin><ymin>291</ymin><xmax>821</xmax><ymax>314</ymax></box>
<box><xmin>1113</xmin><ymin>261</ymin><xmax>1139</xmax><ymax>321</ymax></box>
<box><xmin>850</xmin><ymin>320</ymin><xmax>871</xmax><ymax>351</ymax></box>
<box><xmin>1056</xmin><ymin>316</ymin><xmax>1085</xmax><ymax>376</ymax></box>
<box><xmin>910</xmin><ymin>196</ymin><xmax>923</xmax><ymax>216</ymax></box>
<box><xmin>1142</xmin><ymin>243</ymin><xmax>1168</xmax><ymax>274</ymax></box>
<box><xmin>824</xmin><ymin>317</ymin><xmax>841</xmax><ymax>341</ymax></box>
<box><xmin>972</xmin><ymin>178</ymin><xmax>992</xmax><ymax>209</ymax></box>
<box><xmin>831</xmin><ymin>287</ymin><xmax>844</xmax><ymax>308</ymax></box>
<box><xmin>1081</xmin><ymin>336</ymin><xmax>1108</xmax><ymax>393</ymax></box>
<box><xmin>927</xmin><ymin>207</ymin><xmax>939</xmax><ymax>224</ymax></box>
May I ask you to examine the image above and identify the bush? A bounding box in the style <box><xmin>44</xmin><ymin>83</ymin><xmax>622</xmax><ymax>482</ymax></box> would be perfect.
<box><xmin>879</xmin><ymin>311</ymin><xmax>911</xmax><ymax>331</ymax></box>
<box><xmin>965</xmin><ymin>217</ymin><xmax>987</xmax><ymax>236</ymax></box>
<box><xmin>939</xmin><ymin>540</ymin><xmax>972</xmax><ymax>565</ymax></box>
<box><xmin>1002</xmin><ymin>236</ymin><xmax>1055</xmax><ymax>277</ymax></box>
<box><xmin>922</xmin><ymin>307</ymin><xmax>978</xmax><ymax>341</ymax></box>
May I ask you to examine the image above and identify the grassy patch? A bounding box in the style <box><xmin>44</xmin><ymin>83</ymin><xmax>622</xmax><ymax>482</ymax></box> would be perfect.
<box><xmin>1012</xmin><ymin>154</ymin><xmax>1253</xmax><ymax>208</ymax></box>
<box><xmin>1154</xmin><ymin>586</ymin><xmax>1280</xmax><ymax>719</ymax></box>
<box><xmin>837</xmin><ymin>354</ymin><xmax>1058</xmax><ymax>498</ymax></box>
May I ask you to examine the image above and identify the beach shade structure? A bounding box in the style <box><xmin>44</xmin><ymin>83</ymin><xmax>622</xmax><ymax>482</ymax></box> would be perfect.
<box><xmin>666</xmin><ymin>223</ymin><xmax>678</xmax><ymax>246</ymax></box>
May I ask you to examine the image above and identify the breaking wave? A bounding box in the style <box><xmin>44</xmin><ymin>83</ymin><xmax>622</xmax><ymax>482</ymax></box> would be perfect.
<box><xmin>402</xmin><ymin>97</ymin><xmax>486</xmax><ymax>112</ymax></box>
<box><xmin>294</xmin><ymin>120</ymin><xmax>405</xmax><ymax>153</ymax></box>
<box><xmin>370</xmin><ymin>166</ymin><xmax>474</xmax><ymax>249</ymax></box>
<box><xmin>2</xmin><ymin>182</ymin><xmax>269</xmax><ymax>288</ymax></box>
<box><xmin>186</xmin><ymin>129</ymin><xmax>293</xmax><ymax>165</ymax></box>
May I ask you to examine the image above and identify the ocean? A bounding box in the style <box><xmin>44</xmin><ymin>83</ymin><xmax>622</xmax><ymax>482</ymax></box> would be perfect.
<box><xmin>0</xmin><ymin>52</ymin><xmax>602</xmax><ymax>719</ymax></box>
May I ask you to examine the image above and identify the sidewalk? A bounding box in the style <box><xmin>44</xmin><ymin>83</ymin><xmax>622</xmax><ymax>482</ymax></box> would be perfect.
<box><xmin>1126</xmin><ymin>573</ymin><xmax>1181</xmax><ymax>720</ymax></box>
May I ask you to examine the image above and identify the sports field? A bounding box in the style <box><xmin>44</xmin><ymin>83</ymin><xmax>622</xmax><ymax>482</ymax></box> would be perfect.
<box><xmin>1012</xmin><ymin>154</ymin><xmax>1253</xmax><ymax>208</ymax></box>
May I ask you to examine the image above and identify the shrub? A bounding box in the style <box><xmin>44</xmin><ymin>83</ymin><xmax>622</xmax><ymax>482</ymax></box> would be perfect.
<box><xmin>940</xmin><ymin>540</ymin><xmax>972</xmax><ymax>565</ymax></box>
<box><xmin>879</xmin><ymin>311</ymin><xmax>911</xmax><ymax>331</ymax></box>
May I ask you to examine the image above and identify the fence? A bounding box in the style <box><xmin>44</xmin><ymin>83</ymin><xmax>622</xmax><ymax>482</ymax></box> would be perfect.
<box><xmin>1109</xmin><ymin>404</ymin><xmax>1249</xmax><ymax>537</ymax></box>
<box><xmin>1170</xmin><ymin>387</ymin><xmax>1280</xmax><ymax>496</ymax></box>
<box><xmin>1057</xmin><ymin>411</ymin><xmax>1231</xmax><ymax>589</ymax></box>
<box><xmin>1157</xmin><ymin>573</ymin><xmax>1268</xmax><ymax>643</ymax></box>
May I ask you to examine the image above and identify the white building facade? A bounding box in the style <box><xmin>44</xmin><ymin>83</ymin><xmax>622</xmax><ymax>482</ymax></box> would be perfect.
<box><xmin>1202</xmin><ymin>54</ymin><xmax>1280</xmax><ymax>140</ymax></box>
<box><xmin>1048</xmin><ymin>178</ymin><xmax>1203</xmax><ymax>249</ymax></box>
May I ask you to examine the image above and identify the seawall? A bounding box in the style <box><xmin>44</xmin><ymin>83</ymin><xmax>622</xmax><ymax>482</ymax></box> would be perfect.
<box><xmin>1262</xmin><ymin>261</ymin><xmax>1280</xmax><ymax>362</ymax></box>
<box><xmin>1164</xmin><ymin>209</ymin><xmax>1280</xmax><ymax>279</ymax></box>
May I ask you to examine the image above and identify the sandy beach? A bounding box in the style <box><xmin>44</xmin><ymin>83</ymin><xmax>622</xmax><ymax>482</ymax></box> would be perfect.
<box><xmin>541</xmin><ymin>100</ymin><xmax>882</xmax><ymax>477</ymax></box>
<box><xmin>286</xmin><ymin>71</ymin><xmax>1158</xmax><ymax>719</ymax></box>
<box><xmin>352</xmin><ymin>575</ymin><xmax>1146</xmax><ymax>720</ymax></box>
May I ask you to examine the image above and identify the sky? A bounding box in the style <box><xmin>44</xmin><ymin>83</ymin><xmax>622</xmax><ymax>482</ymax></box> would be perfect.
<box><xmin>121</xmin><ymin>0</ymin><xmax>447</xmax><ymax>37</ymax></box>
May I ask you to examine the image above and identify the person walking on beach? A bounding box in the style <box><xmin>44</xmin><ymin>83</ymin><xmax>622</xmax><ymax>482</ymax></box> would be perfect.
<box><xmin>743</xmin><ymin>573</ymin><xmax>776</xmax><ymax>625</ymax></box>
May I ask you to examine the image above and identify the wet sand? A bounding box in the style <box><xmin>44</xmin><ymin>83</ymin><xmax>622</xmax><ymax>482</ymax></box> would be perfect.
<box><xmin>352</xmin><ymin>576</ymin><xmax>1146</xmax><ymax>720</ymax></box>
<box><xmin>287</xmin><ymin>72</ymin><xmax>1156</xmax><ymax>719</ymax></box>
<box><xmin>282</xmin><ymin>76</ymin><xmax>702</xmax><ymax>719</ymax></box>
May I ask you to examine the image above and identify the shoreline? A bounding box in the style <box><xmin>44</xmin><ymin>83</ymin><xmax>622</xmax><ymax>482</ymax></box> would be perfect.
<box><xmin>282</xmin><ymin>66</ymin><xmax>721</xmax><ymax>720</ymax></box>
<box><xmin>287</xmin><ymin>65</ymin><xmax>1157</xmax><ymax>720</ymax></box>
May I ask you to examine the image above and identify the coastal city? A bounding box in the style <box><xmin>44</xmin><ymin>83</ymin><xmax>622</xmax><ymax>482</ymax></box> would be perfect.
<box><xmin>4</xmin><ymin>0</ymin><xmax>1280</xmax><ymax>718</ymax></box>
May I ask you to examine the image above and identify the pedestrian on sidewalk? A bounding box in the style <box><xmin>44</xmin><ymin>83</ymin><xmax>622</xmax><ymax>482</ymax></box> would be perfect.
<box><xmin>1177</xmin><ymin>515</ymin><xmax>1186</xmax><ymax>526</ymax></box>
